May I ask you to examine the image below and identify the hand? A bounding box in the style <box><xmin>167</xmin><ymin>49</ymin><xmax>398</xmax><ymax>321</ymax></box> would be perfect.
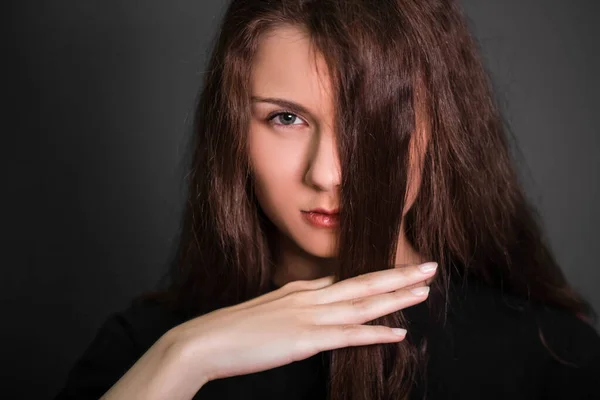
<box><xmin>169</xmin><ymin>262</ymin><xmax>438</xmax><ymax>384</ymax></box>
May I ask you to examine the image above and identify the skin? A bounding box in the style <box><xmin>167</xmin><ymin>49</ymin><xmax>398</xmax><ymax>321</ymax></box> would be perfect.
<box><xmin>100</xmin><ymin>24</ymin><xmax>435</xmax><ymax>400</ymax></box>
<box><xmin>248</xmin><ymin>25</ymin><xmax>427</xmax><ymax>287</ymax></box>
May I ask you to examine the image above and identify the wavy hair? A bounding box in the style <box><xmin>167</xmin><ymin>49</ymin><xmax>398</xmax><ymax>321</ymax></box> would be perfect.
<box><xmin>140</xmin><ymin>1</ymin><xmax>595</xmax><ymax>399</ymax></box>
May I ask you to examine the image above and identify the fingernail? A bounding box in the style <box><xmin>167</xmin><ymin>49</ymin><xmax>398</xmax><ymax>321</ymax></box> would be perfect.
<box><xmin>391</xmin><ymin>328</ymin><xmax>407</xmax><ymax>336</ymax></box>
<box><xmin>410</xmin><ymin>286</ymin><xmax>430</xmax><ymax>296</ymax></box>
<box><xmin>419</xmin><ymin>262</ymin><xmax>438</xmax><ymax>273</ymax></box>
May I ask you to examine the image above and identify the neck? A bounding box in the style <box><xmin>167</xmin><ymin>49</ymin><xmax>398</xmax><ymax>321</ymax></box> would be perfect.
<box><xmin>271</xmin><ymin>234</ymin><xmax>336</xmax><ymax>288</ymax></box>
<box><xmin>271</xmin><ymin>223</ymin><xmax>424</xmax><ymax>288</ymax></box>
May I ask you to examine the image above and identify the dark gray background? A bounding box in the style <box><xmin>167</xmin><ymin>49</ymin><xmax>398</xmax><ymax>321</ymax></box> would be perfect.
<box><xmin>4</xmin><ymin>0</ymin><xmax>599</xmax><ymax>398</ymax></box>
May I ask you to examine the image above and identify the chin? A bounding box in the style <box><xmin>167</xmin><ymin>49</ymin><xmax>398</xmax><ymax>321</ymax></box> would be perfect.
<box><xmin>298</xmin><ymin>238</ymin><xmax>338</xmax><ymax>259</ymax></box>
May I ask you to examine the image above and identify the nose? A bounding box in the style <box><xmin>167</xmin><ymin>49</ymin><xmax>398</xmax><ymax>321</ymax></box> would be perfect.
<box><xmin>304</xmin><ymin>130</ymin><xmax>342</xmax><ymax>192</ymax></box>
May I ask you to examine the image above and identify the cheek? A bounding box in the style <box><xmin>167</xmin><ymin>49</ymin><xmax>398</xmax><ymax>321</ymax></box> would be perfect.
<box><xmin>248</xmin><ymin>127</ymin><xmax>307</xmax><ymax>215</ymax></box>
<box><xmin>403</xmin><ymin>168</ymin><xmax>421</xmax><ymax>215</ymax></box>
<box><xmin>403</xmin><ymin>144</ymin><xmax>425</xmax><ymax>216</ymax></box>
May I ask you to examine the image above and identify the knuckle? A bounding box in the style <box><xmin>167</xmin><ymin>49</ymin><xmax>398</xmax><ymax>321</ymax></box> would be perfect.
<box><xmin>356</xmin><ymin>274</ymin><xmax>374</xmax><ymax>286</ymax></box>
<box><xmin>281</xmin><ymin>280</ymin><xmax>301</xmax><ymax>291</ymax></box>
<box><xmin>339</xmin><ymin>324</ymin><xmax>362</xmax><ymax>342</ymax></box>
<box><xmin>284</xmin><ymin>290</ymin><xmax>312</xmax><ymax>307</ymax></box>
<box><xmin>356</xmin><ymin>275</ymin><xmax>378</xmax><ymax>292</ymax></box>
<box><xmin>349</xmin><ymin>297</ymin><xmax>372</xmax><ymax>316</ymax></box>
<box><xmin>392</xmin><ymin>267</ymin><xmax>410</xmax><ymax>282</ymax></box>
<box><xmin>294</xmin><ymin>304</ymin><xmax>319</xmax><ymax>325</ymax></box>
<box><xmin>282</xmin><ymin>279</ymin><xmax>312</xmax><ymax>293</ymax></box>
<box><xmin>292</xmin><ymin>326</ymin><xmax>317</xmax><ymax>356</ymax></box>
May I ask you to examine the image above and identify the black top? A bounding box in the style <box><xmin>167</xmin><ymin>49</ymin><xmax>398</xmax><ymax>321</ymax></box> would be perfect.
<box><xmin>54</xmin><ymin>279</ymin><xmax>600</xmax><ymax>399</ymax></box>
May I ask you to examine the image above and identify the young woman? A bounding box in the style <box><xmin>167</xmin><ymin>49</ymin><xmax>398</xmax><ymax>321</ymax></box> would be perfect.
<box><xmin>54</xmin><ymin>0</ymin><xmax>600</xmax><ymax>399</ymax></box>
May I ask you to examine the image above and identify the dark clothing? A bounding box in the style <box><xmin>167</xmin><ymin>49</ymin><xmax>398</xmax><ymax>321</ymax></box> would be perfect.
<box><xmin>54</xmin><ymin>279</ymin><xmax>600</xmax><ymax>399</ymax></box>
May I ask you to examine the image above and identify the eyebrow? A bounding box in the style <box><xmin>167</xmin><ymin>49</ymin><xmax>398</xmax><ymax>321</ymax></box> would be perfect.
<box><xmin>251</xmin><ymin>96</ymin><xmax>312</xmax><ymax>117</ymax></box>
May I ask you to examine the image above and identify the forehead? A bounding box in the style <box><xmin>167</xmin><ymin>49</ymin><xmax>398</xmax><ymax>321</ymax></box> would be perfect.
<box><xmin>251</xmin><ymin>25</ymin><xmax>334</xmax><ymax>117</ymax></box>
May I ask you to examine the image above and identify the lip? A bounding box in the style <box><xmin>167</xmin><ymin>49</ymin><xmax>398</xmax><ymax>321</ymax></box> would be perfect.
<box><xmin>301</xmin><ymin>209</ymin><xmax>339</xmax><ymax>229</ymax></box>
<box><xmin>307</xmin><ymin>208</ymin><xmax>339</xmax><ymax>215</ymax></box>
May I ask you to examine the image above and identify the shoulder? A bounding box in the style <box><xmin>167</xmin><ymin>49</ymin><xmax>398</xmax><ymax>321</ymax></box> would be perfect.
<box><xmin>440</xmin><ymin>279</ymin><xmax>600</xmax><ymax>397</ymax></box>
<box><xmin>88</xmin><ymin>295</ymin><xmax>187</xmax><ymax>360</ymax></box>
<box><xmin>53</xmin><ymin>297</ymin><xmax>185</xmax><ymax>399</ymax></box>
<box><xmin>518</xmin><ymin>295</ymin><xmax>600</xmax><ymax>398</ymax></box>
<box><xmin>450</xmin><ymin>278</ymin><xmax>600</xmax><ymax>359</ymax></box>
<box><xmin>115</xmin><ymin>296</ymin><xmax>187</xmax><ymax>353</ymax></box>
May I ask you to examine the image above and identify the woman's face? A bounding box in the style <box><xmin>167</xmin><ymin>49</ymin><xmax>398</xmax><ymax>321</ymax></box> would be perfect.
<box><xmin>248</xmin><ymin>25</ymin><xmax>422</xmax><ymax>260</ymax></box>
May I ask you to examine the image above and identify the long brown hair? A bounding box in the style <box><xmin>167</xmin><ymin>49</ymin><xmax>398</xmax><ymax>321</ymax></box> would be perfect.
<box><xmin>140</xmin><ymin>0</ymin><xmax>595</xmax><ymax>399</ymax></box>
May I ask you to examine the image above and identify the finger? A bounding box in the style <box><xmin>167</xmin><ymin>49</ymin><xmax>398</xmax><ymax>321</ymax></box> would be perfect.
<box><xmin>395</xmin><ymin>263</ymin><xmax>436</xmax><ymax>286</ymax></box>
<box><xmin>310</xmin><ymin>286</ymin><xmax>430</xmax><ymax>325</ymax></box>
<box><xmin>404</xmin><ymin>280</ymin><xmax>427</xmax><ymax>290</ymax></box>
<box><xmin>307</xmin><ymin>324</ymin><xmax>406</xmax><ymax>354</ymax></box>
<box><xmin>231</xmin><ymin>275</ymin><xmax>336</xmax><ymax>311</ymax></box>
<box><xmin>311</xmin><ymin>262</ymin><xmax>437</xmax><ymax>305</ymax></box>
<box><xmin>404</xmin><ymin>276</ymin><xmax>435</xmax><ymax>290</ymax></box>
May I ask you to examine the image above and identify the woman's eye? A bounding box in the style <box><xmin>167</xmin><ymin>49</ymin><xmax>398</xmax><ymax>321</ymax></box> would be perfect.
<box><xmin>268</xmin><ymin>112</ymin><xmax>306</xmax><ymax>127</ymax></box>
